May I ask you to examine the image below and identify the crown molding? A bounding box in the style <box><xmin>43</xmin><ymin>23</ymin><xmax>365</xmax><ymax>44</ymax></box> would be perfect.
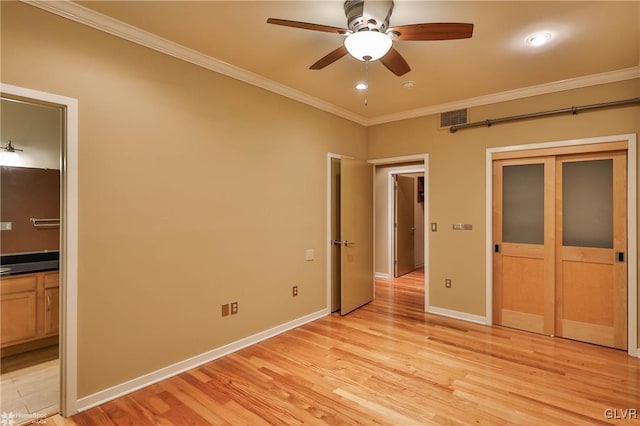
<box><xmin>23</xmin><ymin>0</ymin><xmax>368</xmax><ymax>126</ymax></box>
<box><xmin>23</xmin><ymin>1</ymin><xmax>640</xmax><ymax>128</ymax></box>
<box><xmin>365</xmin><ymin>66</ymin><xmax>640</xmax><ymax>126</ymax></box>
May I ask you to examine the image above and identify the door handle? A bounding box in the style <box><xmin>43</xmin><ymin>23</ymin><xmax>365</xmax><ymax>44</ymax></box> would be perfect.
<box><xmin>46</xmin><ymin>295</ymin><xmax>51</xmax><ymax>312</ymax></box>
<box><xmin>495</xmin><ymin>244</ymin><xmax>501</xmax><ymax>253</ymax></box>
<box><xmin>332</xmin><ymin>240</ymin><xmax>343</xmax><ymax>246</ymax></box>
<box><xmin>344</xmin><ymin>240</ymin><xmax>355</xmax><ymax>247</ymax></box>
<box><xmin>333</xmin><ymin>240</ymin><xmax>355</xmax><ymax>247</ymax></box>
<box><xmin>617</xmin><ymin>251</ymin><xmax>625</xmax><ymax>262</ymax></box>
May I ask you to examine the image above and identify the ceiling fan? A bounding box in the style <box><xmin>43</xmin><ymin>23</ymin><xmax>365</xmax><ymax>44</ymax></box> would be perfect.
<box><xmin>267</xmin><ymin>0</ymin><xmax>474</xmax><ymax>77</ymax></box>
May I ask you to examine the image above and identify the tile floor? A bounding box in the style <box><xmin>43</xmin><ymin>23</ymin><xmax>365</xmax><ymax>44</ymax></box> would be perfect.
<box><xmin>0</xmin><ymin>359</ymin><xmax>59</xmax><ymax>425</ymax></box>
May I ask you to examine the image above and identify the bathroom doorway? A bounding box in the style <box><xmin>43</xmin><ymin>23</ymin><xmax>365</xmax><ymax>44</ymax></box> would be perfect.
<box><xmin>0</xmin><ymin>83</ymin><xmax>79</xmax><ymax>421</ymax></box>
<box><xmin>0</xmin><ymin>96</ymin><xmax>63</xmax><ymax>424</ymax></box>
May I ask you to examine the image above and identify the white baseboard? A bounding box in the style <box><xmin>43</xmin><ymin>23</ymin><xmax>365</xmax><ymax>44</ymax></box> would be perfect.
<box><xmin>427</xmin><ymin>306</ymin><xmax>489</xmax><ymax>325</ymax></box>
<box><xmin>76</xmin><ymin>309</ymin><xmax>328</xmax><ymax>411</ymax></box>
<box><xmin>375</xmin><ymin>272</ymin><xmax>391</xmax><ymax>279</ymax></box>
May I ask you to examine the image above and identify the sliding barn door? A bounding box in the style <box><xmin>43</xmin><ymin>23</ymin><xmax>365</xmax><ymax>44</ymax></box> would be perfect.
<box><xmin>493</xmin><ymin>147</ymin><xmax>627</xmax><ymax>350</ymax></box>
<box><xmin>493</xmin><ymin>158</ymin><xmax>555</xmax><ymax>335</ymax></box>
<box><xmin>555</xmin><ymin>152</ymin><xmax>627</xmax><ymax>350</ymax></box>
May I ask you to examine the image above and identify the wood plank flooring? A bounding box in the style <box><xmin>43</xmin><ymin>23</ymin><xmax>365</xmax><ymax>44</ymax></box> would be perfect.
<box><xmin>66</xmin><ymin>269</ymin><xmax>640</xmax><ymax>424</ymax></box>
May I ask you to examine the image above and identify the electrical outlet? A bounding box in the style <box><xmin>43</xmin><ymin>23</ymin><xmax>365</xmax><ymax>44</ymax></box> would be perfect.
<box><xmin>292</xmin><ymin>285</ymin><xmax>298</xmax><ymax>296</ymax></box>
<box><xmin>445</xmin><ymin>279</ymin><xmax>452</xmax><ymax>288</ymax></box>
<box><xmin>230</xmin><ymin>302</ymin><xmax>238</xmax><ymax>315</ymax></box>
<box><xmin>221</xmin><ymin>304</ymin><xmax>230</xmax><ymax>317</ymax></box>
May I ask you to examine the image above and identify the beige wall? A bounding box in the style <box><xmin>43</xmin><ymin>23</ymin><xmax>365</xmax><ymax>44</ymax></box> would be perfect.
<box><xmin>1</xmin><ymin>2</ymin><xmax>366</xmax><ymax>397</ymax></box>
<box><xmin>368</xmin><ymin>79</ymin><xmax>640</xmax><ymax>328</ymax></box>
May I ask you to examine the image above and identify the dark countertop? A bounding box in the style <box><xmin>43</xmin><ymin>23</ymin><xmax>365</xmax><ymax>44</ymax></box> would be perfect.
<box><xmin>0</xmin><ymin>252</ymin><xmax>59</xmax><ymax>277</ymax></box>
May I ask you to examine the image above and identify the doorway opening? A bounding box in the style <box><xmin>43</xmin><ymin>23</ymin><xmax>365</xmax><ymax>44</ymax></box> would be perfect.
<box><xmin>370</xmin><ymin>155</ymin><xmax>429</xmax><ymax>310</ymax></box>
<box><xmin>0</xmin><ymin>96</ymin><xmax>62</xmax><ymax>422</ymax></box>
<box><xmin>0</xmin><ymin>83</ymin><xmax>79</xmax><ymax>417</ymax></box>
<box><xmin>391</xmin><ymin>171</ymin><xmax>425</xmax><ymax>278</ymax></box>
<box><xmin>326</xmin><ymin>154</ymin><xmax>429</xmax><ymax>316</ymax></box>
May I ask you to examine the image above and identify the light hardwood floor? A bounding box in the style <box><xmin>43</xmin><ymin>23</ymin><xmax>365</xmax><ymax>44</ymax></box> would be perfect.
<box><xmin>59</xmin><ymin>269</ymin><xmax>640</xmax><ymax>424</ymax></box>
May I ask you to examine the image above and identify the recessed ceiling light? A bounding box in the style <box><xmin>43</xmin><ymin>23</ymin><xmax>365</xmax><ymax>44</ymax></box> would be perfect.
<box><xmin>402</xmin><ymin>81</ymin><xmax>415</xmax><ymax>89</ymax></box>
<box><xmin>355</xmin><ymin>82</ymin><xmax>368</xmax><ymax>91</ymax></box>
<box><xmin>526</xmin><ymin>32</ymin><xmax>552</xmax><ymax>47</ymax></box>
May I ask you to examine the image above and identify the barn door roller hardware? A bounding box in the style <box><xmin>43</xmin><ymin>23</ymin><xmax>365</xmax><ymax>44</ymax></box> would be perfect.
<box><xmin>449</xmin><ymin>97</ymin><xmax>640</xmax><ymax>133</ymax></box>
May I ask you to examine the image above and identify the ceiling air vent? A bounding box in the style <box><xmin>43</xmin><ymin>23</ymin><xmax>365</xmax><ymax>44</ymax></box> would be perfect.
<box><xmin>440</xmin><ymin>108</ymin><xmax>468</xmax><ymax>129</ymax></box>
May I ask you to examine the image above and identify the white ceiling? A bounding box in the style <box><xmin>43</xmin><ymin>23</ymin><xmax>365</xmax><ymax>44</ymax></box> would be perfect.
<box><xmin>59</xmin><ymin>1</ymin><xmax>640</xmax><ymax>124</ymax></box>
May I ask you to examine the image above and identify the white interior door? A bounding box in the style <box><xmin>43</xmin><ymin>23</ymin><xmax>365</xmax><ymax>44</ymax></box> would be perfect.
<box><xmin>340</xmin><ymin>158</ymin><xmax>374</xmax><ymax>315</ymax></box>
<box><xmin>395</xmin><ymin>175</ymin><xmax>415</xmax><ymax>277</ymax></box>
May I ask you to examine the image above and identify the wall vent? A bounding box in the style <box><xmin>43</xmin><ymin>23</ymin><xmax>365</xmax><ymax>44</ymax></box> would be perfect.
<box><xmin>440</xmin><ymin>108</ymin><xmax>468</xmax><ymax>128</ymax></box>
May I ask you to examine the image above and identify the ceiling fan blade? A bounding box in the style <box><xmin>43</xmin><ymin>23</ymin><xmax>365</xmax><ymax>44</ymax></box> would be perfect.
<box><xmin>267</xmin><ymin>18</ymin><xmax>348</xmax><ymax>34</ymax></box>
<box><xmin>310</xmin><ymin>46</ymin><xmax>349</xmax><ymax>70</ymax></box>
<box><xmin>380</xmin><ymin>47</ymin><xmax>410</xmax><ymax>76</ymax></box>
<box><xmin>389</xmin><ymin>23</ymin><xmax>474</xmax><ymax>41</ymax></box>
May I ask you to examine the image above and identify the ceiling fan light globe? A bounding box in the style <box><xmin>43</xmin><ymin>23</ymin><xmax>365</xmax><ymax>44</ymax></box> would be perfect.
<box><xmin>344</xmin><ymin>31</ymin><xmax>392</xmax><ymax>62</ymax></box>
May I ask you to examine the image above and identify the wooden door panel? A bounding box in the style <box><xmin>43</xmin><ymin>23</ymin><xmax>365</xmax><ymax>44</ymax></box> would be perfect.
<box><xmin>500</xmin><ymin>256</ymin><xmax>545</xmax><ymax>333</ymax></box>
<box><xmin>561</xmin><ymin>261</ymin><xmax>613</xmax><ymax>324</ymax></box>
<box><xmin>502</xmin><ymin>257</ymin><xmax>544</xmax><ymax>314</ymax></box>
<box><xmin>495</xmin><ymin>147</ymin><xmax>627</xmax><ymax>350</ymax></box>
<box><xmin>555</xmin><ymin>151</ymin><xmax>627</xmax><ymax>350</ymax></box>
<box><xmin>561</xmin><ymin>246</ymin><xmax>613</xmax><ymax>263</ymax></box>
<box><xmin>560</xmin><ymin>320</ymin><xmax>614</xmax><ymax>348</ymax></box>
<box><xmin>493</xmin><ymin>157</ymin><xmax>554</xmax><ymax>336</ymax></box>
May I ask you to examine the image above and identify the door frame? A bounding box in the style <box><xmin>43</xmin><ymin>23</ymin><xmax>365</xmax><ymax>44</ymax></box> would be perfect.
<box><xmin>387</xmin><ymin>168</ymin><xmax>425</xmax><ymax>278</ymax></box>
<box><xmin>326</xmin><ymin>153</ymin><xmax>430</xmax><ymax>313</ymax></box>
<box><xmin>1</xmin><ymin>83</ymin><xmax>79</xmax><ymax>413</ymax></box>
<box><xmin>485</xmin><ymin>134</ymin><xmax>637</xmax><ymax>357</ymax></box>
<box><xmin>369</xmin><ymin>155</ymin><xmax>430</xmax><ymax>311</ymax></box>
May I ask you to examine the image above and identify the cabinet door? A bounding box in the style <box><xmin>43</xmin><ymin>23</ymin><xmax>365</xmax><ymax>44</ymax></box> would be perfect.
<box><xmin>1</xmin><ymin>291</ymin><xmax>37</xmax><ymax>346</ymax></box>
<box><xmin>44</xmin><ymin>287</ymin><xmax>60</xmax><ymax>335</ymax></box>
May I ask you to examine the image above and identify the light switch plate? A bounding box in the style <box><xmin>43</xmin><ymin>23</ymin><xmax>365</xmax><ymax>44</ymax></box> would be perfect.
<box><xmin>305</xmin><ymin>249</ymin><xmax>314</xmax><ymax>261</ymax></box>
<box><xmin>0</xmin><ymin>222</ymin><xmax>12</xmax><ymax>231</ymax></box>
<box><xmin>453</xmin><ymin>223</ymin><xmax>472</xmax><ymax>230</ymax></box>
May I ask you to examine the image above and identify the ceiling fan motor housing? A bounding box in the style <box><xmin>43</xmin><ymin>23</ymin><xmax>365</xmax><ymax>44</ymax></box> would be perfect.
<box><xmin>344</xmin><ymin>0</ymin><xmax>394</xmax><ymax>33</ymax></box>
